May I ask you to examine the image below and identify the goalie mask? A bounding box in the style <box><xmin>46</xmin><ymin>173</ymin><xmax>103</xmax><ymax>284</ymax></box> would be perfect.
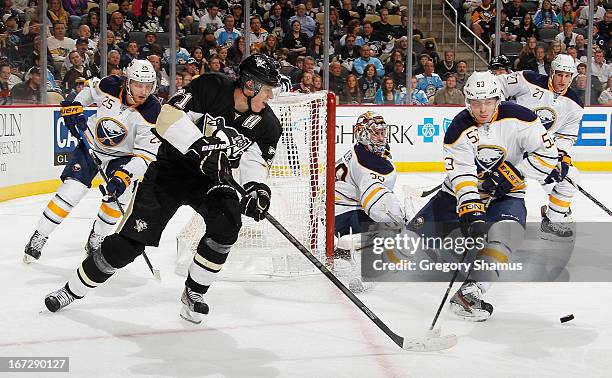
<box><xmin>125</xmin><ymin>59</ymin><xmax>157</xmax><ymax>101</ymax></box>
<box><xmin>354</xmin><ymin>111</ymin><xmax>389</xmax><ymax>156</ymax></box>
<box><xmin>239</xmin><ymin>53</ymin><xmax>280</xmax><ymax>96</ymax></box>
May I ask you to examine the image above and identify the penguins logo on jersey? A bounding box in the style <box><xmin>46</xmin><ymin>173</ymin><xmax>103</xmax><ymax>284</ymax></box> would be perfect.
<box><xmin>95</xmin><ymin>117</ymin><xmax>128</xmax><ymax>147</ymax></box>
<box><xmin>213</xmin><ymin>126</ymin><xmax>253</xmax><ymax>161</ymax></box>
<box><xmin>475</xmin><ymin>145</ymin><xmax>506</xmax><ymax>177</ymax></box>
<box><xmin>202</xmin><ymin>114</ymin><xmax>227</xmax><ymax>137</ymax></box>
<box><xmin>533</xmin><ymin>107</ymin><xmax>557</xmax><ymax>130</ymax></box>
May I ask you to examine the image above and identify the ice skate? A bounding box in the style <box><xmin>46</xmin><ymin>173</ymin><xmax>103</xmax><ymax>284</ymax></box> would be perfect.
<box><xmin>44</xmin><ymin>285</ymin><xmax>79</xmax><ymax>312</ymax></box>
<box><xmin>180</xmin><ymin>287</ymin><xmax>209</xmax><ymax>324</ymax></box>
<box><xmin>449</xmin><ymin>280</ymin><xmax>493</xmax><ymax>321</ymax></box>
<box><xmin>540</xmin><ymin>206</ymin><xmax>574</xmax><ymax>241</ymax></box>
<box><xmin>24</xmin><ymin>231</ymin><xmax>48</xmax><ymax>263</ymax></box>
<box><xmin>333</xmin><ymin>248</ymin><xmax>372</xmax><ymax>293</ymax></box>
<box><xmin>84</xmin><ymin>227</ymin><xmax>104</xmax><ymax>257</ymax></box>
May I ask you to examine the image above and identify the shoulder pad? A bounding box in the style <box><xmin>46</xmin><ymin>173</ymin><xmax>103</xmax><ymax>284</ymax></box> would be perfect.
<box><xmin>495</xmin><ymin>101</ymin><xmax>538</xmax><ymax>123</ymax></box>
<box><xmin>444</xmin><ymin>109</ymin><xmax>475</xmax><ymax>144</ymax></box>
<box><xmin>98</xmin><ymin>75</ymin><xmax>125</xmax><ymax>98</ymax></box>
<box><xmin>136</xmin><ymin>95</ymin><xmax>162</xmax><ymax>124</ymax></box>
<box><xmin>563</xmin><ymin>87</ymin><xmax>584</xmax><ymax>108</ymax></box>
<box><xmin>522</xmin><ymin>70</ymin><xmax>549</xmax><ymax>91</ymax></box>
<box><xmin>354</xmin><ymin>144</ymin><xmax>394</xmax><ymax>175</ymax></box>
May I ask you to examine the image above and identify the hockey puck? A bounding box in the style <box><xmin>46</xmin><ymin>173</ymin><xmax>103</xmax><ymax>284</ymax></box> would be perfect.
<box><xmin>560</xmin><ymin>314</ymin><xmax>574</xmax><ymax>323</ymax></box>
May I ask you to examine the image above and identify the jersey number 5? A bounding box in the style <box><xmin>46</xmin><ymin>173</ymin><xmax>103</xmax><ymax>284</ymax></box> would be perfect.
<box><xmin>542</xmin><ymin>133</ymin><xmax>554</xmax><ymax>149</ymax></box>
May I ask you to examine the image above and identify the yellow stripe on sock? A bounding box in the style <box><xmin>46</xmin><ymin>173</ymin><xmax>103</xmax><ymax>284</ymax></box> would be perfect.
<box><xmin>549</xmin><ymin>195</ymin><xmax>571</xmax><ymax>208</ymax></box>
<box><xmin>47</xmin><ymin>200</ymin><xmax>68</xmax><ymax>218</ymax></box>
<box><xmin>477</xmin><ymin>247</ymin><xmax>508</xmax><ymax>263</ymax></box>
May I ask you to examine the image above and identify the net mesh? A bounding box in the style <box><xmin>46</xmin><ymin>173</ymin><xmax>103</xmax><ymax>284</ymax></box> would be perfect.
<box><xmin>176</xmin><ymin>91</ymin><xmax>331</xmax><ymax>279</ymax></box>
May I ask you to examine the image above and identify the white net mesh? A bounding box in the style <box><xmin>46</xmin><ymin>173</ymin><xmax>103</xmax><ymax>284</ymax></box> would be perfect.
<box><xmin>176</xmin><ymin>91</ymin><xmax>331</xmax><ymax>279</ymax></box>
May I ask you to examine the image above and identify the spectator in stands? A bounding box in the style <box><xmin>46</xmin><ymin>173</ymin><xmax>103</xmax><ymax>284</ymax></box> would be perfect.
<box><xmin>339</xmin><ymin>20</ymin><xmax>365</xmax><ymax>47</ymax></box>
<box><xmin>375</xmin><ymin>76</ymin><xmax>401</xmax><ymax>104</ymax></box>
<box><xmin>165</xmin><ymin>36</ymin><xmax>191</xmax><ymax>64</ymax></box>
<box><xmin>119</xmin><ymin>0</ymin><xmax>137</xmax><ymax>30</ymax></box>
<box><xmin>184</xmin><ymin>58</ymin><xmax>199</xmax><ymax>76</ymax></box>
<box><xmin>592</xmin><ymin>24</ymin><xmax>608</xmax><ymax>51</ymax></box>
<box><xmin>556</xmin><ymin>20</ymin><xmax>578</xmax><ymax>47</ymax></box>
<box><xmin>373</xmin><ymin>8</ymin><xmax>395</xmax><ymax>37</ymax></box>
<box><xmin>409</xmin><ymin>77</ymin><xmax>429</xmax><ymax>105</ymax></box>
<box><xmin>471</xmin><ymin>0</ymin><xmax>496</xmax><ymax>47</ymax></box>
<box><xmin>390</xmin><ymin>60</ymin><xmax>407</xmax><ymax>88</ymax></box>
<box><xmin>199</xmin><ymin>1</ymin><xmax>223</xmax><ymax>34</ymax></box>
<box><xmin>199</xmin><ymin>30</ymin><xmax>219</xmax><ymax>59</ymax></box>
<box><xmin>20</xmin><ymin>35</ymin><xmax>54</xmax><ymax>75</ymax></box>
<box><xmin>107</xmin><ymin>49</ymin><xmax>121</xmax><ymax>69</ymax></box>
<box><xmin>597</xmin><ymin>10</ymin><xmax>612</xmax><ymax>40</ymax></box>
<box><xmin>572</xmin><ymin>73</ymin><xmax>599</xmax><ymax>104</ymax></box>
<box><xmin>301</xmin><ymin>55</ymin><xmax>317</xmax><ymax>77</ymax></box>
<box><xmin>207</xmin><ymin>55</ymin><xmax>222</xmax><ymax>73</ymax></box>
<box><xmin>495</xmin><ymin>8</ymin><xmax>517</xmax><ymax>44</ymax></box>
<box><xmin>139</xmin><ymin>0</ymin><xmax>164</xmax><ymax>32</ymax></box>
<box><xmin>329</xmin><ymin>7</ymin><xmax>345</xmax><ymax>42</ymax></box>
<box><xmin>48</xmin><ymin>21</ymin><xmax>75</xmax><ymax>63</ymax></box>
<box><xmin>306</xmin><ymin>34</ymin><xmax>325</xmax><ymax>65</ymax></box>
<box><xmin>260</xmin><ymin>33</ymin><xmax>280</xmax><ymax>60</ymax></box>
<box><xmin>188</xmin><ymin>47</ymin><xmax>205</xmax><ymax>74</ymax></box>
<box><xmin>556</xmin><ymin>1</ymin><xmax>577</xmax><ymax>26</ymax></box>
<box><xmin>546</xmin><ymin>40</ymin><xmax>563</xmax><ymax>62</ymax></box>
<box><xmin>147</xmin><ymin>53</ymin><xmax>169</xmax><ymax>93</ymax></box>
<box><xmin>104</xmin><ymin>30</ymin><xmax>121</xmax><ymax>55</ymax></box>
<box><xmin>357</xmin><ymin>0</ymin><xmax>381</xmax><ymax>15</ymax></box>
<box><xmin>339</xmin><ymin>0</ymin><xmax>363</xmax><ymax>25</ymax></box>
<box><xmin>77</xmin><ymin>25</ymin><xmax>96</xmax><ymax>51</ymax></box>
<box><xmin>62</xmin><ymin>49</ymin><xmax>93</xmax><ymax>93</ymax></box>
<box><xmin>0</xmin><ymin>62</ymin><xmax>11</xmax><ymax>104</ymax></box>
<box><xmin>180</xmin><ymin>71</ymin><xmax>192</xmax><ymax>87</ymax></box>
<box><xmin>227</xmin><ymin>34</ymin><xmax>245</xmax><ymax>67</ymax></box>
<box><xmin>110</xmin><ymin>11</ymin><xmax>132</xmax><ymax>47</ymax></box>
<box><xmin>12</xmin><ymin>66</ymin><xmax>40</xmax><ymax>104</ymax></box>
<box><xmin>62</xmin><ymin>0</ymin><xmax>87</xmax><ymax>31</ymax></box>
<box><xmin>384</xmin><ymin>49</ymin><xmax>404</xmax><ymax>75</ymax></box>
<box><xmin>284</xmin><ymin>20</ymin><xmax>308</xmax><ymax>64</ymax></box>
<box><xmin>62</xmin><ymin>37</ymin><xmax>91</xmax><ymax>77</ymax></box>
<box><xmin>505</xmin><ymin>0</ymin><xmax>526</xmax><ymax>26</ymax></box>
<box><xmin>431</xmin><ymin>74</ymin><xmax>464</xmax><ymax>105</ymax></box>
<box><xmin>218</xmin><ymin>46</ymin><xmax>230</xmax><ymax>71</ymax></box>
<box><xmin>120</xmin><ymin>40</ymin><xmax>139</xmax><ymax>69</ymax></box>
<box><xmin>534</xmin><ymin>0</ymin><xmax>558</xmax><ymax>29</ymax></box>
<box><xmin>598</xmin><ymin>76</ymin><xmax>612</xmax><ymax>104</ymax></box>
<box><xmin>215</xmin><ymin>15</ymin><xmax>241</xmax><ymax>48</ymax></box>
<box><xmin>108</xmin><ymin>65</ymin><xmax>122</xmax><ymax>76</ymax></box>
<box><xmin>575</xmin><ymin>34</ymin><xmax>588</xmax><ymax>60</ymax></box>
<box><xmin>455</xmin><ymin>60</ymin><xmax>469</xmax><ymax>90</ymax></box>
<box><xmin>304</xmin><ymin>0</ymin><xmax>318</xmax><ymax>19</ymax></box>
<box><xmin>293</xmin><ymin>70</ymin><xmax>314</xmax><ymax>93</ymax></box>
<box><xmin>329</xmin><ymin>61</ymin><xmax>345</xmax><ymax>96</ymax></box>
<box><xmin>47</xmin><ymin>0</ymin><xmax>70</xmax><ymax>28</ymax></box>
<box><xmin>138</xmin><ymin>32</ymin><xmax>157</xmax><ymax>58</ymax></box>
<box><xmin>289</xmin><ymin>3</ymin><xmax>316</xmax><ymax>38</ymax></box>
<box><xmin>435</xmin><ymin>50</ymin><xmax>457</xmax><ymax>77</ymax></box>
<box><xmin>337</xmin><ymin>34</ymin><xmax>361</xmax><ymax>64</ymax></box>
<box><xmin>416</xmin><ymin>60</ymin><xmax>444</xmax><ymax>98</ymax></box>
<box><xmin>577</xmin><ymin>0</ymin><xmax>606</xmax><ymax>27</ymax></box>
<box><xmin>313</xmin><ymin>74</ymin><xmax>323</xmax><ymax>92</ymax></box>
<box><xmin>249</xmin><ymin>15</ymin><xmax>268</xmax><ymax>51</ymax></box>
<box><xmin>84</xmin><ymin>9</ymin><xmax>100</xmax><ymax>38</ymax></box>
<box><xmin>64</xmin><ymin>76</ymin><xmax>86</xmax><ymax>101</ymax></box>
<box><xmin>517</xmin><ymin>37</ymin><xmax>537</xmax><ymax>69</ymax></box>
<box><xmin>340</xmin><ymin>73</ymin><xmax>362</xmax><ymax>104</ymax></box>
<box><xmin>353</xmin><ymin>44</ymin><xmax>384</xmax><ymax>78</ymax></box>
<box><xmin>358</xmin><ymin>63</ymin><xmax>380</xmax><ymax>103</ymax></box>
<box><xmin>266</xmin><ymin>3</ymin><xmax>290</xmax><ymax>38</ymax></box>
<box><xmin>422</xmin><ymin>40</ymin><xmax>441</xmax><ymax>66</ymax></box>
<box><xmin>414</xmin><ymin>53</ymin><xmax>431</xmax><ymax>75</ymax></box>
<box><xmin>535</xmin><ymin>46</ymin><xmax>551</xmax><ymax>74</ymax></box>
<box><xmin>515</xmin><ymin>13</ymin><xmax>539</xmax><ymax>43</ymax></box>
<box><xmin>230</xmin><ymin>3</ymin><xmax>244</xmax><ymax>30</ymax></box>
<box><xmin>592</xmin><ymin>49</ymin><xmax>612</xmax><ymax>84</ymax></box>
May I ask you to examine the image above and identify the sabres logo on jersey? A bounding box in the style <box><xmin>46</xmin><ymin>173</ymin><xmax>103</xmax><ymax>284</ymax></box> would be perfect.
<box><xmin>95</xmin><ymin>117</ymin><xmax>128</xmax><ymax>147</ymax></box>
<box><xmin>533</xmin><ymin>107</ymin><xmax>557</xmax><ymax>130</ymax></box>
<box><xmin>475</xmin><ymin>145</ymin><xmax>506</xmax><ymax>177</ymax></box>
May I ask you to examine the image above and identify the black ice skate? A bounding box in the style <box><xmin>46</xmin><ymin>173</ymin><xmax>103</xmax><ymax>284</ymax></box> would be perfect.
<box><xmin>180</xmin><ymin>287</ymin><xmax>210</xmax><ymax>324</ymax></box>
<box><xmin>24</xmin><ymin>231</ymin><xmax>48</xmax><ymax>263</ymax></box>
<box><xmin>84</xmin><ymin>227</ymin><xmax>103</xmax><ymax>257</ymax></box>
<box><xmin>540</xmin><ymin>206</ymin><xmax>574</xmax><ymax>241</ymax></box>
<box><xmin>45</xmin><ymin>285</ymin><xmax>79</xmax><ymax>312</ymax></box>
<box><xmin>449</xmin><ymin>280</ymin><xmax>493</xmax><ymax>321</ymax></box>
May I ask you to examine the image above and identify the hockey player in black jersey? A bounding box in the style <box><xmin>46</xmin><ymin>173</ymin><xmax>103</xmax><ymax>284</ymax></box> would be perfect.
<box><xmin>44</xmin><ymin>53</ymin><xmax>283</xmax><ymax>324</ymax></box>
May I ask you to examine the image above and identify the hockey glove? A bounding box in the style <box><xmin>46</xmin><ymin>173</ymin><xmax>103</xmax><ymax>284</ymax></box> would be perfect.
<box><xmin>101</xmin><ymin>168</ymin><xmax>132</xmax><ymax>198</ymax></box>
<box><xmin>186</xmin><ymin>137</ymin><xmax>231</xmax><ymax>182</ymax></box>
<box><xmin>207</xmin><ymin>183</ymin><xmax>242</xmax><ymax>227</ymax></box>
<box><xmin>60</xmin><ymin>100</ymin><xmax>87</xmax><ymax>138</ymax></box>
<box><xmin>545</xmin><ymin>152</ymin><xmax>571</xmax><ymax>184</ymax></box>
<box><xmin>458</xmin><ymin>199</ymin><xmax>488</xmax><ymax>239</ymax></box>
<box><xmin>481</xmin><ymin>160</ymin><xmax>524</xmax><ymax>198</ymax></box>
<box><xmin>240</xmin><ymin>181</ymin><xmax>271</xmax><ymax>221</ymax></box>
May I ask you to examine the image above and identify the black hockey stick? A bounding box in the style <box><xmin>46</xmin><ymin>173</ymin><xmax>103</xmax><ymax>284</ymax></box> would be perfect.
<box><xmin>77</xmin><ymin>129</ymin><xmax>161</xmax><ymax>281</ymax></box>
<box><xmin>565</xmin><ymin>177</ymin><xmax>612</xmax><ymax>217</ymax></box>
<box><xmin>224</xmin><ymin>174</ymin><xmax>456</xmax><ymax>351</ymax></box>
<box><xmin>403</xmin><ymin>183</ymin><xmax>442</xmax><ymax>198</ymax></box>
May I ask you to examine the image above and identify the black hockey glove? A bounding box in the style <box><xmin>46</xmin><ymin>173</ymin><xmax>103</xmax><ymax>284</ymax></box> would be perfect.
<box><xmin>186</xmin><ymin>137</ymin><xmax>231</xmax><ymax>182</ymax></box>
<box><xmin>240</xmin><ymin>181</ymin><xmax>271</xmax><ymax>221</ymax></box>
<box><xmin>481</xmin><ymin>160</ymin><xmax>524</xmax><ymax>198</ymax></box>
<box><xmin>458</xmin><ymin>199</ymin><xmax>488</xmax><ymax>239</ymax></box>
<box><xmin>60</xmin><ymin>100</ymin><xmax>87</xmax><ymax>138</ymax></box>
<box><xmin>545</xmin><ymin>152</ymin><xmax>571</xmax><ymax>184</ymax></box>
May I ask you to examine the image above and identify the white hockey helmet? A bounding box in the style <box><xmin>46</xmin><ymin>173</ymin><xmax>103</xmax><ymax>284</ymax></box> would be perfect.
<box><xmin>354</xmin><ymin>111</ymin><xmax>389</xmax><ymax>156</ymax></box>
<box><xmin>463</xmin><ymin>71</ymin><xmax>503</xmax><ymax>120</ymax></box>
<box><xmin>550</xmin><ymin>53</ymin><xmax>577</xmax><ymax>78</ymax></box>
<box><xmin>125</xmin><ymin>59</ymin><xmax>157</xmax><ymax>99</ymax></box>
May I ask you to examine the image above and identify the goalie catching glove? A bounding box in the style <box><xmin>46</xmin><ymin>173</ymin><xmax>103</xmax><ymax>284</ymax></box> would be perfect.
<box><xmin>186</xmin><ymin>136</ymin><xmax>231</xmax><ymax>182</ymax></box>
<box><xmin>240</xmin><ymin>181</ymin><xmax>271</xmax><ymax>221</ymax></box>
<box><xmin>481</xmin><ymin>160</ymin><xmax>524</xmax><ymax>198</ymax></box>
<box><xmin>544</xmin><ymin>152</ymin><xmax>571</xmax><ymax>184</ymax></box>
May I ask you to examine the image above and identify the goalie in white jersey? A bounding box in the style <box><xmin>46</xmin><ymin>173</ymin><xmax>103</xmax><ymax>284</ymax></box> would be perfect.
<box><xmin>496</xmin><ymin>54</ymin><xmax>583</xmax><ymax>239</ymax></box>
<box><xmin>410</xmin><ymin>72</ymin><xmax>558</xmax><ymax>320</ymax></box>
<box><xmin>24</xmin><ymin>60</ymin><xmax>161</xmax><ymax>263</ymax></box>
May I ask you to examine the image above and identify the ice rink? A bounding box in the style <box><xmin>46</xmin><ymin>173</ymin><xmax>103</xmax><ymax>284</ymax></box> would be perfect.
<box><xmin>2</xmin><ymin>173</ymin><xmax>612</xmax><ymax>378</ymax></box>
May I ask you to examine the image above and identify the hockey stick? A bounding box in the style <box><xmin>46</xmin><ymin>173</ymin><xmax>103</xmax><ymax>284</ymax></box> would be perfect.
<box><xmin>564</xmin><ymin>177</ymin><xmax>612</xmax><ymax>217</ymax></box>
<box><xmin>77</xmin><ymin>129</ymin><xmax>161</xmax><ymax>281</ymax></box>
<box><xmin>403</xmin><ymin>184</ymin><xmax>442</xmax><ymax>198</ymax></box>
<box><xmin>224</xmin><ymin>174</ymin><xmax>456</xmax><ymax>352</ymax></box>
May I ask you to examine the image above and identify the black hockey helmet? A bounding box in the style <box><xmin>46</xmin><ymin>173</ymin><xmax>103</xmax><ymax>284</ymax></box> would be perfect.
<box><xmin>239</xmin><ymin>53</ymin><xmax>280</xmax><ymax>95</ymax></box>
<box><xmin>488</xmin><ymin>55</ymin><xmax>511</xmax><ymax>71</ymax></box>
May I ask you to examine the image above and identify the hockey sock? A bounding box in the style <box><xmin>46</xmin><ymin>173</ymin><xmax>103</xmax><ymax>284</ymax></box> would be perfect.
<box><xmin>67</xmin><ymin>253</ymin><xmax>116</xmax><ymax>298</ymax></box>
<box><xmin>37</xmin><ymin>179</ymin><xmax>88</xmax><ymax>236</ymax></box>
<box><xmin>547</xmin><ymin>188</ymin><xmax>573</xmax><ymax>222</ymax></box>
<box><xmin>93</xmin><ymin>201</ymin><xmax>122</xmax><ymax>235</ymax></box>
<box><xmin>186</xmin><ymin>237</ymin><xmax>232</xmax><ymax>294</ymax></box>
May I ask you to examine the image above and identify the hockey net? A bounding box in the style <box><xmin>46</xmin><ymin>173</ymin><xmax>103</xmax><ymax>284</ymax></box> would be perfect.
<box><xmin>176</xmin><ymin>91</ymin><xmax>336</xmax><ymax>279</ymax></box>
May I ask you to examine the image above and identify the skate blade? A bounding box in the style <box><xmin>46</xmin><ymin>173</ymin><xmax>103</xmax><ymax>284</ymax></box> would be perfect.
<box><xmin>449</xmin><ymin>302</ymin><xmax>490</xmax><ymax>322</ymax></box>
<box><xmin>539</xmin><ymin>232</ymin><xmax>575</xmax><ymax>243</ymax></box>
<box><xmin>402</xmin><ymin>334</ymin><xmax>457</xmax><ymax>351</ymax></box>
<box><xmin>180</xmin><ymin>305</ymin><xmax>203</xmax><ymax>324</ymax></box>
<box><xmin>23</xmin><ymin>254</ymin><xmax>38</xmax><ymax>264</ymax></box>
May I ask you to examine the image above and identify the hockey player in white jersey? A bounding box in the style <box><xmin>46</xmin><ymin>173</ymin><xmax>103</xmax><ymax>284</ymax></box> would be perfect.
<box><xmin>411</xmin><ymin>72</ymin><xmax>558</xmax><ymax>320</ymax></box>
<box><xmin>24</xmin><ymin>60</ymin><xmax>161</xmax><ymax>263</ymax></box>
<box><xmin>496</xmin><ymin>54</ymin><xmax>582</xmax><ymax>239</ymax></box>
<box><xmin>334</xmin><ymin>111</ymin><xmax>408</xmax><ymax>292</ymax></box>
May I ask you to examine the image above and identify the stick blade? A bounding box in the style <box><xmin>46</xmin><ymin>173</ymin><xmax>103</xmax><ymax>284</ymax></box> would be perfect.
<box><xmin>402</xmin><ymin>334</ymin><xmax>457</xmax><ymax>352</ymax></box>
<box><xmin>153</xmin><ymin>269</ymin><xmax>162</xmax><ymax>281</ymax></box>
